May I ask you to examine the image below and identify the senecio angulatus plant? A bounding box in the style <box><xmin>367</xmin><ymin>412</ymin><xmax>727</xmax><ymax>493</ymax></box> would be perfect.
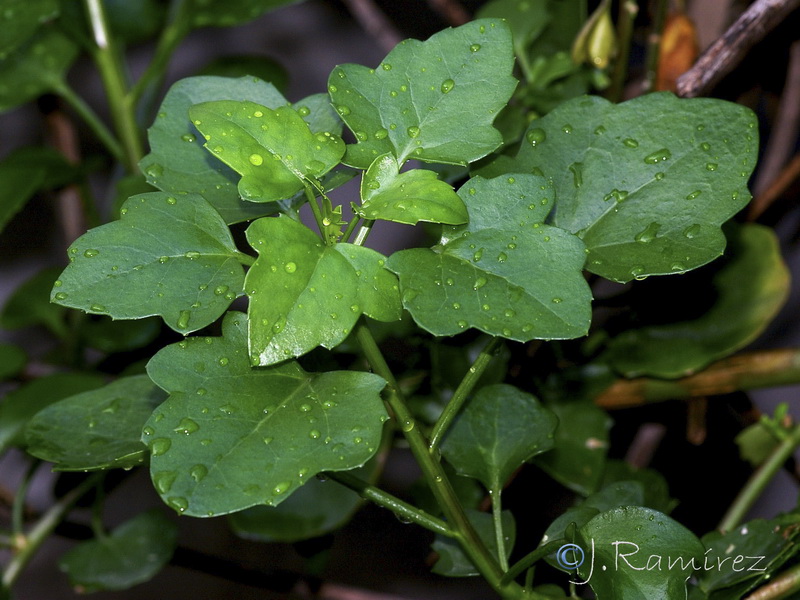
<box><xmin>8</xmin><ymin>4</ymin><xmax>799</xmax><ymax>598</ymax></box>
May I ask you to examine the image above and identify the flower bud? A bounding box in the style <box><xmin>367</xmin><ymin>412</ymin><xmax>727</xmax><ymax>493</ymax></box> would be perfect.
<box><xmin>572</xmin><ymin>0</ymin><xmax>617</xmax><ymax>69</ymax></box>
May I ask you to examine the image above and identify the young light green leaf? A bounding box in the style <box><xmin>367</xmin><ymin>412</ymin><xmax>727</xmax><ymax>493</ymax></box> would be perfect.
<box><xmin>25</xmin><ymin>375</ymin><xmax>166</xmax><ymax>471</ymax></box>
<box><xmin>0</xmin><ymin>28</ymin><xmax>78</xmax><ymax>111</ymax></box>
<box><xmin>140</xmin><ymin>76</ymin><xmax>290</xmax><ymax>224</ymax></box>
<box><xmin>245</xmin><ymin>216</ymin><xmax>361</xmax><ymax>365</ymax></box>
<box><xmin>332</xmin><ymin>243</ymin><xmax>402</xmax><ymax>323</ymax></box>
<box><xmin>604</xmin><ymin>224</ymin><xmax>789</xmax><ymax>378</ymax></box>
<box><xmin>0</xmin><ymin>0</ymin><xmax>59</xmax><ymax>59</ymax></box>
<box><xmin>357</xmin><ymin>153</ymin><xmax>467</xmax><ymax>225</ymax></box>
<box><xmin>59</xmin><ymin>510</ymin><xmax>178</xmax><ymax>593</ymax></box>
<box><xmin>481</xmin><ymin>92</ymin><xmax>758</xmax><ymax>282</ymax></box>
<box><xmin>190</xmin><ymin>101</ymin><xmax>345</xmax><ymax>203</ymax></box>
<box><xmin>188</xmin><ymin>0</ymin><xmax>302</xmax><ymax>29</ymax></box>
<box><xmin>1</xmin><ymin>267</ymin><xmax>67</xmax><ymax>337</ymax></box>
<box><xmin>442</xmin><ymin>384</ymin><xmax>557</xmax><ymax>493</ymax></box>
<box><xmin>0</xmin><ymin>344</ymin><xmax>26</xmax><ymax>381</ymax></box>
<box><xmin>144</xmin><ymin>312</ymin><xmax>387</xmax><ymax>517</ymax></box>
<box><xmin>0</xmin><ymin>374</ymin><xmax>104</xmax><ymax>452</ymax></box>
<box><xmin>432</xmin><ymin>509</ymin><xmax>516</xmax><ymax>577</ymax></box>
<box><xmin>329</xmin><ymin>19</ymin><xmax>517</xmax><ymax>168</ymax></box>
<box><xmin>51</xmin><ymin>192</ymin><xmax>245</xmax><ymax>334</ymax></box>
<box><xmin>387</xmin><ymin>174</ymin><xmax>591</xmax><ymax>341</ymax></box>
<box><xmin>575</xmin><ymin>507</ymin><xmax>704</xmax><ymax>599</ymax></box>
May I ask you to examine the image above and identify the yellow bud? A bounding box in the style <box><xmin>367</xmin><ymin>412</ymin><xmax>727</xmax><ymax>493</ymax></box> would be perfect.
<box><xmin>571</xmin><ymin>0</ymin><xmax>617</xmax><ymax>69</ymax></box>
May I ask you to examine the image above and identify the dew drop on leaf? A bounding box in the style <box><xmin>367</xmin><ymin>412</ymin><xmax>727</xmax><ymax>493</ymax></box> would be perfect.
<box><xmin>167</xmin><ymin>496</ymin><xmax>189</xmax><ymax>512</ymax></box>
<box><xmin>249</xmin><ymin>153</ymin><xmax>263</xmax><ymax>166</ymax></box>
<box><xmin>177</xmin><ymin>310</ymin><xmax>191</xmax><ymax>329</ymax></box>
<box><xmin>643</xmin><ymin>148</ymin><xmax>671</xmax><ymax>164</ymax></box>
<box><xmin>153</xmin><ymin>471</ymin><xmax>177</xmax><ymax>494</ymax></box>
<box><xmin>150</xmin><ymin>438</ymin><xmax>172</xmax><ymax>456</ymax></box>
<box><xmin>83</xmin><ymin>248</ymin><xmax>99</xmax><ymax>258</ymax></box>
<box><xmin>440</xmin><ymin>79</ymin><xmax>455</xmax><ymax>94</ymax></box>
<box><xmin>623</xmin><ymin>138</ymin><xmax>639</xmax><ymax>148</ymax></box>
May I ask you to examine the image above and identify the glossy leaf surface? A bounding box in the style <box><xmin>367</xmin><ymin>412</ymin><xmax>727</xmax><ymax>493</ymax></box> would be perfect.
<box><xmin>481</xmin><ymin>93</ymin><xmax>758</xmax><ymax>282</ymax></box>
<box><xmin>144</xmin><ymin>313</ymin><xmax>387</xmax><ymax>516</ymax></box>
<box><xmin>332</xmin><ymin>243</ymin><xmax>402</xmax><ymax>323</ymax></box>
<box><xmin>25</xmin><ymin>375</ymin><xmax>166</xmax><ymax>471</ymax></box>
<box><xmin>51</xmin><ymin>192</ymin><xmax>244</xmax><ymax>334</ymax></box>
<box><xmin>329</xmin><ymin>19</ymin><xmax>516</xmax><ymax>167</ymax></box>
<box><xmin>387</xmin><ymin>174</ymin><xmax>591</xmax><ymax>341</ymax></box>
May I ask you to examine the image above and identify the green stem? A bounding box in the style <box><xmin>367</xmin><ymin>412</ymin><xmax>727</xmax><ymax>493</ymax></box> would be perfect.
<box><xmin>642</xmin><ymin>0</ymin><xmax>668</xmax><ymax>94</ymax></box>
<box><xmin>326</xmin><ymin>471</ymin><xmax>452</xmax><ymax>536</ymax></box>
<box><xmin>51</xmin><ymin>81</ymin><xmax>125</xmax><ymax>163</ymax></box>
<box><xmin>235</xmin><ymin>252</ymin><xmax>256</xmax><ymax>267</ymax></box>
<box><xmin>491</xmin><ymin>489</ymin><xmax>509</xmax><ymax>571</ymax></box>
<box><xmin>353</xmin><ymin>220</ymin><xmax>375</xmax><ymax>246</ymax></box>
<box><xmin>429</xmin><ymin>336</ymin><xmax>502</xmax><ymax>452</ymax></box>
<box><xmin>11</xmin><ymin>461</ymin><xmax>40</xmax><ymax>538</ymax></box>
<box><xmin>2</xmin><ymin>473</ymin><xmax>102</xmax><ymax>591</ymax></box>
<box><xmin>745</xmin><ymin>562</ymin><xmax>800</xmax><ymax>599</ymax></box>
<box><xmin>515</xmin><ymin>42</ymin><xmax>534</xmax><ymax>84</ymax></box>
<box><xmin>304</xmin><ymin>184</ymin><xmax>328</xmax><ymax>243</ymax></box>
<box><xmin>719</xmin><ymin>424</ymin><xmax>800</xmax><ymax>532</ymax></box>
<box><xmin>354</xmin><ymin>321</ymin><xmax>526</xmax><ymax>599</ymax></box>
<box><xmin>129</xmin><ymin>0</ymin><xmax>189</xmax><ymax>106</ymax></box>
<box><xmin>502</xmin><ymin>538</ymin><xmax>565</xmax><ymax>586</ymax></box>
<box><xmin>84</xmin><ymin>0</ymin><xmax>143</xmax><ymax>171</ymax></box>
<box><xmin>608</xmin><ymin>0</ymin><xmax>639</xmax><ymax>102</ymax></box>
<box><xmin>342</xmin><ymin>214</ymin><xmax>361</xmax><ymax>243</ymax></box>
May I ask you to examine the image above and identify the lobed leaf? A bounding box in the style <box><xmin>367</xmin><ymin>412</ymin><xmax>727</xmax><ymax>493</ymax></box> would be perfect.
<box><xmin>480</xmin><ymin>92</ymin><xmax>758</xmax><ymax>282</ymax></box>
<box><xmin>329</xmin><ymin>19</ymin><xmax>517</xmax><ymax>168</ymax></box>
<box><xmin>143</xmin><ymin>312</ymin><xmax>387</xmax><ymax>516</ymax></box>
<box><xmin>51</xmin><ymin>192</ymin><xmax>245</xmax><ymax>334</ymax></box>
<box><xmin>332</xmin><ymin>243</ymin><xmax>402</xmax><ymax>323</ymax></box>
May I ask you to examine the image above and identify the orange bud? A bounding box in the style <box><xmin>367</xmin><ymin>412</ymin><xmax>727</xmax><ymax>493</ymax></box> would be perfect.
<box><xmin>657</xmin><ymin>13</ymin><xmax>700</xmax><ymax>92</ymax></box>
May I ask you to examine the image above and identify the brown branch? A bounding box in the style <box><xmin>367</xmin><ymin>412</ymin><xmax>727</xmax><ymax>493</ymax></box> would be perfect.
<box><xmin>676</xmin><ymin>0</ymin><xmax>800</xmax><ymax>98</ymax></box>
<box><xmin>749</xmin><ymin>152</ymin><xmax>800</xmax><ymax>220</ymax></box>
<box><xmin>425</xmin><ymin>0</ymin><xmax>470</xmax><ymax>26</ymax></box>
<box><xmin>340</xmin><ymin>0</ymin><xmax>403</xmax><ymax>53</ymax></box>
<box><xmin>595</xmin><ymin>349</ymin><xmax>800</xmax><ymax>409</ymax></box>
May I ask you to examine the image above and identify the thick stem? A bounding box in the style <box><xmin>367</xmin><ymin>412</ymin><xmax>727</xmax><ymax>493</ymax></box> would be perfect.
<box><xmin>608</xmin><ymin>0</ymin><xmax>639</xmax><ymax>102</ymax></box>
<box><xmin>642</xmin><ymin>0</ymin><xmax>669</xmax><ymax>93</ymax></box>
<box><xmin>354</xmin><ymin>321</ymin><xmax>527</xmax><ymax>599</ymax></box>
<box><xmin>429</xmin><ymin>336</ymin><xmax>502</xmax><ymax>451</ymax></box>
<box><xmin>235</xmin><ymin>252</ymin><xmax>256</xmax><ymax>267</ymax></box>
<box><xmin>84</xmin><ymin>0</ymin><xmax>143</xmax><ymax>172</ymax></box>
<box><xmin>745</xmin><ymin>562</ymin><xmax>800</xmax><ymax>599</ymax></box>
<box><xmin>341</xmin><ymin>214</ymin><xmax>361</xmax><ymax>243</ymax></box>
<box><xmin>304</xmin><ymin>184</ymin><xmax>328</xmax><ymax>243</ymax></box>
<box><xmin>326</xmin><ymin>471</ymin><xmax>451</xmax><ymax>536</ymax></box>
<box><xmin>718</xmin><ymin>423</ymin><xmax>800</xmax><ymax>532</ymax></box>
<box><xmin>353</xmin><ymin>220</ymin><xmax>375</xmax><ymax>246</ymax></box>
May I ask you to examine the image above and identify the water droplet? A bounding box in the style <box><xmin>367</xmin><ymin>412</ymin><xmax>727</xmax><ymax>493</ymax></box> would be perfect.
<box><xmin>249</xmin><ymin>153</ymin><xmax>263</xmax><ymax>166</ymax></box>
<box><xmin>603</xmin><ymin>189</ymin><xmax>629</xmax><ymax>202</ymax></box>
<box><xmin>145</xmin><ymin>163</ymin><xmax>163</xmax><ymax>178</ymax></box>
<box><xmin>551</xmin><ymin>297</ymin><xmax>562</xmax><ymax>303</ymax></box>
<box><xmin>190</xmin><ymin>464</ymin><xmax>208</xmax><ymax>482</ymax></box>
<box><xmin>472</xmin><ymin>248</ymin><xmax>483</xmax><ymax>262</ymax></box>
<box><xmin>473</xmin><ymin>277</ymin><xmax>487</xmax><ymax>289</ymax></box>
<box><xmin>441</xmin><ymin>79</ymin><xmax>455</xmax><ymax>93</ymax></box>
<box><xmin>218</xmin><ymin>357</ymin><xmax>229</xmax><ymax>367</ymax></box>
<box><xmin>284</xmin><ymin>262</ymin><xmax>297</xmax><ymax>273</ymax></box>
<box><xmin>154</xmin><ymin>471</ymin><xmax>177</xmax><ymax>494</ymax></box>
<box><xmin>452</xmin><ymin>302</ymin><xmax>461</xmax><ymax>310</ymax></box>
<box><xmin>643</xmin><ymin>148</ymin><xmax>671</xmax><ymax>164</ymax></box>
<box><xmin>83</xmin><ymin>248</ymin><xmax>99</xmax><ymax>258</ymax></box>
<box><xmin>630</xmin><ymin>266</ymin><xmax>646</xmax><ymax>279</ymax></box>
<box><xmin>181</xmin><ymin>134</ymin><xmax>196</xmax><ymax>142</ymax></box>
<box><xmin>634</xmin><ymin>222</ymin><xmax>661</xmax><ymax>243</ymax></box>
<box><xmin>481</xmin><ymin>303</ymin><xmax>490</xmax><ymax>311</ymax></box>
<box><xmin>54</xmin><ymin>292</ymin><xmax>68</xmax><ymax>301</ymax></box>
<box><xmin>167</xmin><ymin>496</ymin><xmax>189</xmax><ymax>512</ymax></box>
<box><xmin>700</xmin><ymin>142</ymin><xmax>711</xmax><ymax>151</ymax></box>
<box><xmin>150</xmin><ymin>438</ymin><xmax>172</xmax><ymax>456</ymax></box>
<box><xmin>457</xmin><ymin>320</ymin><xmax>468</xmax><ymax>329</ymax></box>
<box><xmin>561</xmin><ymin>124</ymin><xmax>573</xmax><ymax>134</ymax></box>
<box><xmin>309</xmin><ymin>429</ymin><xmax>321</xmax><ymax>439</ymax></box>
<box><xmin>381</xmin><ymin>62</ymin><xmax>392</xmax><ymax>70</ymax></box>
<box><xmin>683</xmin><ymin>224</ymin><xmax>701</xmax><ymax>238</ymax></box>
<box><xmin>671</xmin><ymin>263</ymin><xmax>686</xmax><ymax>272</ymax></box>
<box><xmin>196</xmin><ymin>388</ymin><xmax>207</xmax><ymax>396</ymax></box>
<box><xmin>174</xmin><ymin>418</ymin><xmax>200</xmax><ymax>435</ymax></box>
<box><xmin>497</xmin><ymin>252</ymin><xmax>507</xmax><ymax>262</ymax></box>
<box><xmin>706</xmin><ymin>163</ymin><xmax>718</xmax><ymax>171</ymax></box>
<box><xmin>299</xmin><ymin>403</ymin><xmax>312</xmax><ymax>413</ymax></box>
<box><xmin>407</xmin><ymin>126</ymin><xmax>420</xmax><ymax>138</ymax></box>
<box><xmin>177</xmin><ymin>310</ymin><xmax>191</xmax><ymax>329</ymax></box>
<box><xmin>569</xmin><ymin>162</ymin><xmax>583</xmax><ymax>187</ymax></box>
<box><xmin>686</xmin><ymin>190</ymin><xmax>702</xmax><ymax>200</ymax></box>
<box><xmin>184</xmin><ymin>251</ymin><xmax>201</xmax><ymax>260</ymax></box>
<box><xmin>273</xmin><ymin>482</ymin><xmax>291</xmax><ymax>496</ymax></box>
<box><xmin>374</xmin><ymin>128</ymin><xmax>388</xmax><ymax>140</ymax></box>
<box><xmin>90</xmin><ymin>304</ymin><xmax>106</xmax><ymax>312</ymax></box>
<box><xmin>470</xmin><ymin>43</ymin><xmax>481</xmax><ymax>52</ymax></box>
<box><xmin>159</xmin><ymin>255</ymin><xmax>169</xmax><ymax>264</ymax></box>
<box><xmin>526</xmin><ymin>127</ymin><xmax>546</xmax><ymax>147</ymax></box>
<box><xmin>336</xmin><ymin>105</ymin><xmax>351</xmax><ymax>116</ymax></box>
<box><xmin>655</xmin><ymin>172</ymin><xmax>665</xmax><ymax>181</ymax></box>
<box><xmin>623</xmin><ymin>138</ymin><xmax>639</xmax><ymax>148</ymax></box>
<box><xmin>594</xmin><ymin>125</ymin><xmax>606</xmax><ymax>135</ymax></box>
<box><xmin>214</xmin><ymin>285</ymin><xmax>229</xmax><ymax>296</ymax></box>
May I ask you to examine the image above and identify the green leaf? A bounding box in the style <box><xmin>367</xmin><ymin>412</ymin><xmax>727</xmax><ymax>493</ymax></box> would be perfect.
<box><xmin>1</xmin><ymin>267</ymin><xmax>67</xmax><ymax>337</ymax></box>
<box><xmin>477</xmin><ymin>0</ymin><xmax>550</xmax><ymax>57</ymax></box>
<box><xmin>0</xmin><ymin>0</ymin><xmax>59</xmax><ymax>59</ymax></box>
<box><xmin>387</xmin><ymin>174</ymin><xmax>591</xmax><ymax>341</ymax></box>
<box><xmin>432</xmin><ymin>509</ymin><xmax>515</xmax><ymax>577</ymax></box>
<box><xmin>293</xmin><ymin>93</ymin><xmax>343</xmax><ymax>136</ymax></box>
<box><xmin>0</xmin><ymin>28</ymin><xmax>78</xmax><ymax>111</ymax></box>
<box><xmin>534</xmin><ymin>400</ymin><xmax>611</xmax><ymax>496</ymax></box>
<box><xmin>200</xmin><ymin>55</ymin><xmax>289</xmax><ymax>93</ymax></box>
<box><xmin>140</xmin><ymin>76</ymin><xmax>290</xmax><ymax>224</ymax></box>
<box><xmin>80</xmin><ymin>316</ymin><xmax>161</xmax><ymax>353</ymax></box>
<box><xmin>332</xmin><ymin>244</ymin><xmax>402</xmax><ymax>323</ymax></box>
<box><xmin>103</xmin><ymin>0</ymin><xmax>165</xmax><ymax>43</ymax></box>
<box><xmin>329</xmin><ymin>19</ymin><xmax>517</xmax><ymax>168</ymax></box>
<box><xmin>245</xmin><ymin>216</ymin><xmax>360</xmax><ymax>365</ymax></box>
<box><xmin>189</xmin><ymin>100</ymin><xmax>345</xmax><ymax>203</ymax></box>
<box><xmin>574</xmin><ymin>507</ymin><xmax>705</xmax><ymax>599</ymax></box>
<box><xmin>481</xmin><ymin>92</ymin><xmax>758</xmax><ymax>282</ymax></box>
<box><xmin>59</xmin><ymin>509</ymin><xmax>178</xmax><ymax>592</ymax></box>
<box><xmin>357</xmin><ymin>153</ymin><xmax>467</xmax><ymax>225</ymax></box>
<box><xmin>143</xmin><ymin>312</ymin><xmax>387</xmax><ymax>516</ymax></box>
<box><xmin>0</xmin><ymin>373</ymin><xmax>104</xmax><ymax>452</ymax></box>
<box><xmin>735</xmin><ymin>422</ymin><xmax>780</xmax><ymax>467</ymax></box>
<box><xmin>229</xmin><ymin>462</ymin><xmax>375</xmax><ymax>542</ymax></box>
<box><xmin>52</xmin><ymin>192</ymin><xmax>245</xmax><ymax>334</ymax></box>
<box><xmin>0</xmin><ymin>344</ymin><xmax>26</xmax><ymax>381</ymax></box>
<box><xmin>600</xmin><ymin>461</ymin><xmax>676</xmax><ymax>514</ymax></box>
<box><xmin>25</xmin><ymin>375</ymin><xmax>166</xmax><ymax>471</ymax></box>
<box><xmin>603</xmin><ymin>224</ymin><xmax>789</xmax><ymax>378</ymax></box>
<box><xmin>441</xmin><ymin>383</ymin><xmax>557</xmax><ymax>493</ymax></box>
<box><xmin>188</xmin><ymin>0</ymin><xmax>302</xmax><ymax>29</ymax></box>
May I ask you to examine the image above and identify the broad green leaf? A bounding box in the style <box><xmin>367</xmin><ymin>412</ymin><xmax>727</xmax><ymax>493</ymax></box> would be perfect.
<box><xmin>441</xmin><ymin>383</ymin><xmax>557</xmax><ymax>493</ymax></box>
<box><xmin>25</xmin><ymin>375</ymin><xmax>166</xmax><ymax>471</ymax></box>
<box><xmin>600</xmin><ymin>461</ymin><xmax>676</xmax><ymax>514</ymax></box>
<box><xmin>59</xmin><ymin>510</ymin><xmax>178</xmax><ymax>592</ymax></box>
<box><xmin>1</xmin><ymin>267</ymin><xmax>67</xmax><ymax>337</ymax></box>
<box><xmin>245</xmin><ymin>217</ymin><xmax>360</xmax><ymax>365</ymax></box>
<box><xmin>200</xmin><ymin>55</ymin><xmax>289</xmax><ymax>93</ymax></box>
<box><xmin>432</xmin><ymin>509</ymin><xmax>515</xmax><ymax>576</ymax></box>
<box><xmin>387</xmin><ymin>174</ymin><xmax>591</xmax><ymax>341</ymax></box>
<box><xmin>357</xmin><ymin>153</ymin><xmax>467</xmax><ymax>225</ymax></box>
<box><xmin>481</xmin><ymin>92</ymin><xmax>758</xmax><ymax>282</ymax></box>
<box><xmin>534</xmin><ymin>400</ymin><xmax>611</xmax><ymax>496</ymax></box>
<box><xmin>0</xmin><ymin>0</ymin><xmax>59</xmax><ymax>59</ymax></box>
<box><xmin>293</xmin><ymin>93</ymin><xmax>343</xmax><ymax>136</ymax></box>
<box><xmin>477</xmin><ymin>0</ymin><xmax>550</xmax><ymax>58</ymax></box>
<box><xmin>604</xmin><ymin>224</ymin><xmax>789</xmax><ymax>378</ymax></box>
<box><xmin>574</xmin><ymin>507</ymin><xmax>704</xmax><ymax>599</ymax></box>
<box><xmin>697</xmin><ymin>516</ymin><xmax>800</xmax><ymax>597</ymax></box>
<box><xmin>0</xmin><ymin>28</ymin><xmax>78</xmax><ymax>111</ymax></box>
<box><xmin>332</xmin><ymin>243</ymin><xmax>402</xmax><ymax>323</ymax></box>
<box><xmin>329</xmin><ymin>19</ymin><xmax>517</xmax><ymax>168</ymax></box>
<box><xmin>0</xmin><ymin>344</ymin><xmax>26</xmax><ymax>380</ymax></box>
<box><xmin>0</xmin><ymin>373</ymin><xmax>104</xmax><ymax>452</ymax></box>
<box><xmin>189</xmin><ymin>100</ymin><xmax>344</xmax><ymax>202</ymax></box>
<box><xmin>229</xmin><ymin>462</ymin><xmax>375</xmax><ymax>543</ymax></box>
<box><xmin>51</xmin><ymin>192</ymin><xmax>244</xmax><ymax>334</ymax></box>
<box><xmin>188</xmin><ymin>0</ymin><xmax>302</xmax><ymax>29</ymax></box>
<box><xmin>143</xmin><ymin>312</ymin><xmax>387</xmax><ymax>516</ymax></box>
<box><xmin>103</xmin><ymin>0</ymin><xmax>165</xmax><ymax>43</ymax></box>
<box><xmin>140</xmin><ymin>76</ymin><xmax>290</xmax><ymax>224</ymax></box>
